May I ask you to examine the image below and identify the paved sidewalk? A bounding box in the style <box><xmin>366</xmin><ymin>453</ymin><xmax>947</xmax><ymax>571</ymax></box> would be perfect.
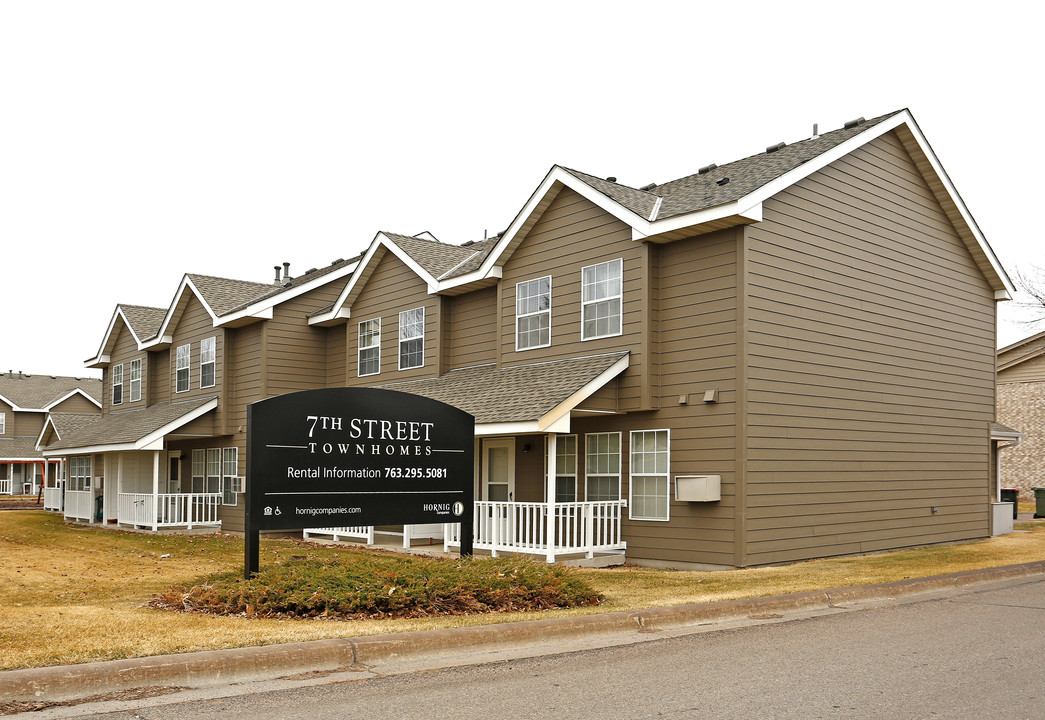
<box><xmin>3</xmin><ymin>560</ymin><xmax>1044</xmax><ymax>705</ymax></box>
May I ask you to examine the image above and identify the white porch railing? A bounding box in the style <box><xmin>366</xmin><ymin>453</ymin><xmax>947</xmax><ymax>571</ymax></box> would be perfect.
<box><xmin>444</xmin><ymin>500</ymin><xmax>627</xmax><ymax>562</ymax></box>
<box><xmin>64</xmin><ymin>490</ymin><xmax>94</xmax><ymax>521</ymax></box>
<box><xmin>44</xmin><ymin>487</ymin><xmax>63</xmax><ymax>511</ymax></box>
<box><xmin>118</xmin><ymin>493</ymin><xmax>222</xmax><ymax>529</ymax></box>
<box><xmin>0</xmin><ymin>478</ymin><xmax>11</xmax><ymax>495</ymax></box>
<box><xmin>304</xmin><ymin>526</ymin><xmax>375</xmax><ymax>544</ymax></box>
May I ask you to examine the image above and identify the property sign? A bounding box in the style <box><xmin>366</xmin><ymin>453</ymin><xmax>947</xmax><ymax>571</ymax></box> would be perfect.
<box><xmin>245</xmin><ymin>387</ymin><xmax>474</xmax><ymax>576</ymax></box>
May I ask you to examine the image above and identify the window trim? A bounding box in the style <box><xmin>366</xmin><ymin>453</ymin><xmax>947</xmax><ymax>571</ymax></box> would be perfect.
<box><xmin>222</xmin><ymin>447</ymin><xmax>239</xmax><ymax>506</ymax></box>
<box><xmin>515</xmin><ymin>275</ymin><xmax>552</xmax><ymax>351</ymax></box>
<box><xmin>200</xmin><ymin>337</ymin><xmax>216</xmax><ymax>389</ymax></box>
<box><xmin>581</xmin><ymin>257</ymin><xmax>623</xmax><ymax>341</ymax></box>
<box><xmin>629</xmin><ymin>428</ymin><xmax>671</xmax><ymax>522</ymax></box>
<box><xmin>584</xmin><ymin>431</ymin><xmax>621</xmax><ymax>502</ymax></box>
<box><xmin>398</xmin><ymin>306</ymin><xmax>425</xmax><ymax>371</ymax></box>
<box><xmin>129</xmin><ymin>358</ymin><xmax>142</xmax><ymax>403</ymax></box>
<box><xmin>358</xmin><ymin>318</ymin><xmax>382</xmax><ymax>377</ymax></box>
<box><xmin>111</xmin><ymin>364</ymin><xmax>123</xmax><ymax>406</ymax></box>
<box><xmin>176</xmin><ymin>344</ymin><xmax>191</xmax><ymax>393</ymax></box>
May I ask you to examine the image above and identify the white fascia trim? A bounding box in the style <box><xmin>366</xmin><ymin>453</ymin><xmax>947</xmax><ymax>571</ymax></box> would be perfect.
<box><xmin>308</xmin><ymin>307</ymin><xmax>351</xmax><ymax>326</ymax></box>
<box><xmin>536</xmin><ymin>353</ymin><xmax>630</xmax><ymax>431</ymax></box>
<box><xmin>43</xmin><ymin>441</ymin><xmax>140</xmax><ymax>457</ymax></box>
<box><xmin>217</xmin><ymin>260</ymin><xmax>359</xmax><ymax>327</ymax></box>
<box><xmin>474</xmin><ymin>420</ymin><xmax>543</xmax><ymax>437</ymax></box>
<box><xmin>633</xmin><ymin>201</ymin><xmax>763</xmax><ymax>241</ymax></box>
<box><xmin>87</xmin><ymin>305</ymin><xmax>151</xmax><ymax>366</ymax></box>
<box><xmin>43</xmin><ymin>388</ymin><xmax>102</xmax><ymax>411</ymax></box>
<box><xmin>996</xmin><ymin>290</ymin><xmax>1013</xmax><ymax>301</ymax></box>
<box><xmin>310</xmin><ymin>235</ymin><xmax>415</xmax><ymax>326</ymax></box>
<box><xmin>35</xmin><ymin>417</ymin><xmax>59</xmax><ymax>451</ymax></box>
<box><xmin>0</xmin><ymin>393</ymin><xmax>19</xmax><ymax>410</ymax></box>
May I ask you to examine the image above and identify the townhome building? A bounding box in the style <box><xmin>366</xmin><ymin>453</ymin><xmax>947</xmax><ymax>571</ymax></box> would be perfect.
<box><xmin>41</xmin><ymin>109</ymin><xmax>1015</xmax><ymax>568</ymax></box>
<box><xmin>0</xmin><ymin>372</ymin><xmax>100</xmax><ymax>504</ymax></box>
<box><xmin>38</xmin><ymin>261</ymin><xmax>359</xmax><ymax>531</ymax></box>
<box><xmin>996</xmin><ymin>331</ymin><xmax>1045</xmax><ymax>501</ymax></box>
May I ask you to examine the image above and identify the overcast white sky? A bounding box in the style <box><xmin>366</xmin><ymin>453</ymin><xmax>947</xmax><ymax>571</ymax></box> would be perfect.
<box><xmin>2</xmin><ymin>1</ymin><xmax>1042</xmax><ymax>379</ymax></box>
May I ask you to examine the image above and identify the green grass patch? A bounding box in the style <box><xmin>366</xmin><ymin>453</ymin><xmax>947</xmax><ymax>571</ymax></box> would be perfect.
<box><xmin>150</xmin><ymin>549</ymin><xmax>602</xmax><ymax>619</ymax></box>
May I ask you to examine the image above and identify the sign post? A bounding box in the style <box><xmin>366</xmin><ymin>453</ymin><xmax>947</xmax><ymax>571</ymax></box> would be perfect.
<box><xmin>245</xmin><ymin>387</ymin><xmax>474</xmax><ymax>578</ymax></box>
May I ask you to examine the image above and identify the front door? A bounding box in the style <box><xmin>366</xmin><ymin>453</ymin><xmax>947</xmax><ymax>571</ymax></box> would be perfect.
<box><xmin>482</xmin><ymin>438</ymin><xmax>515</xmax><ymax>502</ymax></box>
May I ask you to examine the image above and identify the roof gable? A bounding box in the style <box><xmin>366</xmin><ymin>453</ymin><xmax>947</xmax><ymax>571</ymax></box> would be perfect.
<box><xmin>0</xmin><ymin>374</ymin><xmax>102</xmax><ymax>411</ymax></box>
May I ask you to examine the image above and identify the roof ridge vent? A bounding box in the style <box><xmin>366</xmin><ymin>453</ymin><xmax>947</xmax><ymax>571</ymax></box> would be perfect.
<box><xmin>605</xmin><ymin>176</ymin><xmax>617</xmax><ymax>183</ymax></box>
<box><xmin>716</xmin><ymin>177</ymin><xmax>730</xmax><ymax>186</ymax></box>
<box><xmin>698</xmin><ymin>163</ymin><xmax>718</xmax><ymax>175</ymax></box>
<box><xmin>766</xmin><ymin>141</ymin><xmax>786</xmax><ymax>153</ymax></box>
<box><xmin>638</xmin><ymin>183</ymin><xmax>657</xmax><ymax>191</ymax></box>
<box><xmin>843</xmin><ymin>116</ymin><xmax>866</xmax><ymax>129</ymax></box>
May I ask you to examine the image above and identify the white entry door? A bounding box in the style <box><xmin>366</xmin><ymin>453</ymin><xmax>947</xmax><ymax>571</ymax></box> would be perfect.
<box><xmin>482</xmin><ymin>438</ymin><xmax>515</xmax><ymax>502</ymax></box>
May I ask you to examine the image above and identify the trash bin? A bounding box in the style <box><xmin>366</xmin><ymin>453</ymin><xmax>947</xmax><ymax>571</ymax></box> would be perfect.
<box><xmin>1034</xmin><ymin>488</ymin><xmax>1045</xmax><ymax>519</ymax></box>
<box><xmin>1001</xmin><ymin>488</ymin><xmax>1019</xmax><ymax>519</ymax></box>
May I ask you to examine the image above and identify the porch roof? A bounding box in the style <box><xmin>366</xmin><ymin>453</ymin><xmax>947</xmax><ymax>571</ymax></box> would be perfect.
<box><xmin>39</xmin><ymin>397</ymin><xmax>218</xmax><ymax>455</ymax></box>
<box><xmin>0</xmin><ymin>436</ymin><xmax>49</xmax><ymax>461</ymax></box>
<box><xmin>376</xmin><ymin>352</ymin><xmax>629</xmax><ymax>435</ymax></box>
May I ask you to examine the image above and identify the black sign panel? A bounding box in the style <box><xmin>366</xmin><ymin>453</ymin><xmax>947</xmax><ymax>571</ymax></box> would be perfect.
<box><xmin>245</xmin><ymin>387</ymin><xmax>474</xmax><ymax>575</ymax></box>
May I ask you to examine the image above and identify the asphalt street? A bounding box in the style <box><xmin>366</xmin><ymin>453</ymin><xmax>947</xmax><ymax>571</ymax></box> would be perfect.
<box><xmin>48</xmin><ymin>576</ymin><xmax>1044</xmax><ymax>720</ymax></box>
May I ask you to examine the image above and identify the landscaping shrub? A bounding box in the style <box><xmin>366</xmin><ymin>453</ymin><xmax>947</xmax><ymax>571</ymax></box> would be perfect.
<box><xmin>150</xmin><ymin>549</ymin><xmax>602</xmax><ymax>619</ymax></box>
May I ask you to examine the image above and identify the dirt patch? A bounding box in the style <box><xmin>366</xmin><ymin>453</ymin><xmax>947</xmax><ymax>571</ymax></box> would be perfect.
<box><xmin>0</xmin><ymin>497</ymin><xmax>43</xmax><ymax>511</ymax></box>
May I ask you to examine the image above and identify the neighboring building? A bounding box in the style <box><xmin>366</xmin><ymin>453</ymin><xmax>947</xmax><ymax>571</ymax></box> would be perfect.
<box><xmin>42</xmin><ymin>108</ymin><xmax>1015</xmax><ymax>568</ymax></box>
<box><xmin>997</xmin><ymin>331</ymin><xmax>1045</xmax><ymax>500</ymax></box>
<box><xmin>0</xmin><ymin>372</ymin><xmax>100</xmax><ymax>504</ymax></box>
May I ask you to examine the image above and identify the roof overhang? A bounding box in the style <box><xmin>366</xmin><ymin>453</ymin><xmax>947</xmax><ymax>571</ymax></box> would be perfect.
<box><xmin>86</xmin><ymin>306</ymin><xmax>159</xmax><ymax>368</ymax></box>
<box><xmin>41</xmin><ymin>398</ymin><xmax>218</xmax><ymax>456</ymax></box>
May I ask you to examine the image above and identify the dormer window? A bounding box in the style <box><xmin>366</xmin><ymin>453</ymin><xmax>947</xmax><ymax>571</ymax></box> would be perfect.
<box><xmin>201</xmin><ymin>337</ymin><xmax>216</xmax><ymax>388</ymax></box>
<box><xmin>399</xmin><ymin>307</ymin><xmax>425</xmax><ymax>370</ymax></box>
<box><xmin>516</xmin><ymin>276</ymin><xmax>552</xmax><ymax>350</ymax></box>
<box><xmin>111</xmin><ymin>364</ymin><xmax>123</xmax><ymax>405</ymax></box>
<box><xmin>581</xmin><ymin>258</ymin><xmax>623</xmax><ymax>340</ymax></box>
<box><xmin>176</xmin><ymin>344</ymin><xmax>190</xmax><ymax>393</ymax></box>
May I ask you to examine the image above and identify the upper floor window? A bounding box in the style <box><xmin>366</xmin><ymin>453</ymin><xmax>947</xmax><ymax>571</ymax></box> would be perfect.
<box><xmin>176</xmin><ymin>344</ymin><xmax>190</xmax><ymax>393</ymax></box>
<box><xmin>581</xmin><ymin>258</ymin><xmax>622</xmax><ymax>340</ymax></box>
<box><xmin>200</xmin><ymin>337</ymin><xmax>216</xmax><ymax>388</ymax></box>
<box><xmin>129</xmin><ymin>359</ymin><xmax>142</xmax><ymax>403</ymax></box>
<box><xmin>516</xmin><ymin>276</ymin><xmax>552</xmax><ymax>350</ymax></box>
<box><xmin>358</xmin><ymin>318</ymin><xmax>381</xmax><ymax>377</ymax></box>
<box><xmin>399</xmin><ymin>307</ymin><xmax>425</xmax><ymax>370</ymax></box>
<box><xmin>111</xmin><ymin>364</ymin><xmax>123</xmax><ymax>405</ymax></box>
<box><xmin>630</xmin><ymin>429</ymin><xmax>670</xmax><ymax>521</ymax></box>
<box><xmin>585</xmin><ymin>432</ymin><xmax>621</xmax><ymax>501</ymax></box>
<box><xmin>0</xmin><ymin>412</ymin><xmax>5</xmax><ymax>434</ymax></box>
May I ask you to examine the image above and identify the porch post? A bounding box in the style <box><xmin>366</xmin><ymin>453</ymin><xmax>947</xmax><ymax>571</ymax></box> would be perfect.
<box><xmin>152</xmin><ymin>450</ymin><xmax>160</xmax><ymax>531</ymax></box>
<box><xmin>116</xmin><ymin>454</ymin><xmax>124</xmax><ymax>525</ymax></box>
<box><xmin>546</xmin><ymin>433</ymin><xmax>557</xmax><ymax>563</ymax></box>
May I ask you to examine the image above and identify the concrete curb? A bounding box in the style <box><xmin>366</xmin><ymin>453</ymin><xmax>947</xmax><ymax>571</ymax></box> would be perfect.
<box><xmin>3</xmin><ymin>560</ymin><xmax>1044</xmax><ymax>703</ymax></box>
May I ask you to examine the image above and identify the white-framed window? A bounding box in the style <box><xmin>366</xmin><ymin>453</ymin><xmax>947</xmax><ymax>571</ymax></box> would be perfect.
<box><xmin>206</xmin><ymin>448</ymin><xmax>221</xmax><ymax>494</ymax></box>
<box><xmin>630</xmin><ymin>429</ymin><xmax>670</xmax><ymax>521</ymax></box>
<box><xmin>0</xmin><ymin>412</ymin><xmax>5</xmax><ymax>434</ymax></box>
<box><xmin>200</xmin><ymin>337</ymin><xmax>216</xmax><ymax>389</ymax></box>
<box><xmin>516</xmin><ymin>276</ymin><xmax>552</xmax><ymax>350</ymax></box>
<box><xmin>68</xmin><ymin>456</ymin><xmax>92</xmax><ymax>492</ymax></box>
<box><xmin>358</xmin><ymin>318</ymin><xmax>381</xmax><ymax>377</ymax></box>
<box><xmin>585</xmin><ymin>432</ymin><xmax>621</xmax><ymax>501</ymax></box>
<box><xmin>176</xmin><ymin>344</ymin><xmax>191</xmax><ymax>393</ymax></box>
<box><xmin>398</xmin><ymin>307</ymin><xmax>425</xmax><ymax>370</ymax></box>
<box><xmin>581</xmin><ymin>258</ymin><xmax>623</xmax><ymax>340</ymax></box>
<box><xmin>111</xmin><ymin>364</ymin><xmax>123</xmax><ymax>405</ymax></box>
<box><xmin>191</xmin><ymin>449</ymin><xmax>205</xmax><ymax>493</ymax></box>
<box><xmin>553</xmin><ymin>434</ymin><xmax>577</xmax><ymax>503</ymax></box>
<box><xmin>222</xmin><ymin>447</ymin><xmax>239</xmax><ymax>506</ymax></box>
<box><xmin>129</xmin><ymin>359</ymin><xmax>142</xmax><ymax>403</ymax></box>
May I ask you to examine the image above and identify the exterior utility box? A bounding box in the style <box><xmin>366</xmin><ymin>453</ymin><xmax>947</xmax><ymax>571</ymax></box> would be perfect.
<box><xmin>675</xmin><ymin>475</ymin><xmax>721</xmax><ymax>502</ymax></box>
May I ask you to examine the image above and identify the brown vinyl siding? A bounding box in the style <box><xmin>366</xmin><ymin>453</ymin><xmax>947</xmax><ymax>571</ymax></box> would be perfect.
<box><xmin>497</xmin><ymin>187</ymin><xmax>645</xmax><ymax>408</ymax></box>
<box><xmin>103</xmin><ymin>322</ymin><xmax>142</xmax><ymax>413</ymax></box>
<box><xmin>149</xmin><ymin>349</ymin><xmax>169</xmax><ymax>405</ymax></box>
<box><xmin>343</xmin><ymin>252</ymin><xmax>439</xmax><ymax>384</ymax></box>
<box><xmin>50</xmin><ymin>394</ymin><xmax>100</xmax><ymax>415</ymax></box>
<box><xmin>10</xmin><ymin>410</ymin><xmax>45</xmax><ymax>438</ymax></box>
<box><xmin>266</xmin><ymin>283</ymin><xmax>343</xmax><ymax>396</ymax></box>
<box><xmin>998</xmin><ymin>350</ymin><xmax>1045</xmax><ymax>384</ymax></box>
<box><xmin>169</xmin><ymin>294</ymin><xmax>223</xmax><ymax>402</ymax></box>
<box><xmin>447</xmin><ymin>286</ymin><xmax>497</xmax><ymax>370</ymax></box>
<box><xmin>326</xmin><ymin>324</ymin><xmax>347</xmax><ymax>386</ymax></box>
<box><xmin>741</xmin><ymin>131</ymin><xmax>996</xmax><ymax>565</ymax></box>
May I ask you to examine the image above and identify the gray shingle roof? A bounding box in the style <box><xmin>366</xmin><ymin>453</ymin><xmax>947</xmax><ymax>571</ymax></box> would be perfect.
<box><xmin>376</xmin><ymin>352</ymin><xmax>627</xmax><ymax>424</ymax></box>
<box><xmin>381</xmin><ymin>232</ymin><xmax>480</xmax><ymax>278</ymax></box>
<box><xmin>41</xmin><ymin>397</ymin><xmax>215</xmax><ymax>451</ymax></box>
<box><xmin>0</xmin><ymin>436</ymin><xmax>49</xmax><ymax>460</ymax></box>
<box><xmin>186</xmin><ymin>274</ymin><xmax>279</xmax><ymax>316</ymax></box>
<box><xmin>220</xmin><ymin>255</ymin><xmax>362</xmax><ymax>316</ymax></box>
<box><xmin>119</xmin><ymin>305</ymin><xmax>167</xmax><ymax>342</ymax></box>
<box><xmin>563</xmin><ymin>112</ymin><xmax>899</xmax><ymax>222</ymax></box>
<box><xmin>0</xmin><ymin>374</ymin><xmax>102</xmax><ymax>409</ymax></box>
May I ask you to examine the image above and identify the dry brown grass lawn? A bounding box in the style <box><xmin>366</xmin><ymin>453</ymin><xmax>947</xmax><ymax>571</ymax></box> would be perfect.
<box><xmin>2</xmin><ymin>510</ymin><xmax>1044</xmax><ymax>671</ymax></box>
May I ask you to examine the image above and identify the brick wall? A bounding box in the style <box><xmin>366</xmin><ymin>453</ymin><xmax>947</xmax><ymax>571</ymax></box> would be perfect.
<box><xmin>997</xmin><ymin>381</ymin><xmax>1045</xmax><ymax>499</ymax></box>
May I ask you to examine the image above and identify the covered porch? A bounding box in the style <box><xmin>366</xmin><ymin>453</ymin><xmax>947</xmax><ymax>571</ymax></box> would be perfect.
<box><xmin>40</xmin><ymin>397</ymin><xmax>222</xmax><ymax>530</ymax></box>
<box><xmin>309</xmin><ymin>352</ymin><xmax>631</xmax><ymax>563</ymax></box>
